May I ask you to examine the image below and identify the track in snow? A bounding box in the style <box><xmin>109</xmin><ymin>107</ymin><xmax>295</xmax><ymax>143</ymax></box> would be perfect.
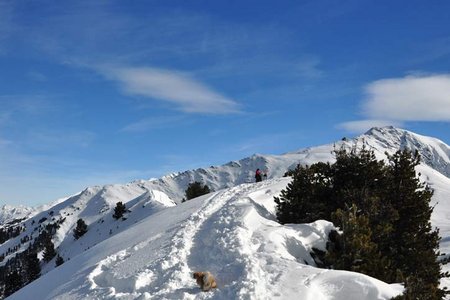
<box><xmin>88</xmin><ymin>181</ymin><xmax>277</xmax><ymax>299</ymax></box>
<box><xmin>86</xmin><ymin>183</ymin><xmax>263</xmax><ymax>299</ymax></box>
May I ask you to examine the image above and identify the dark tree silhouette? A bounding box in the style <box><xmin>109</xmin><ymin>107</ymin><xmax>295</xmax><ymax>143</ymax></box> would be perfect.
<box><xmin>43</xmin><ymin>238</ymin><xmax>57</xmax><ymax>262</ymax></box>
<box><xmin>113</xmin><ymin>202</ymin><xmax>127</xmax><ymax>220</ymax></box>
<box><xmin>184</xmin><ymin>181</ymin><xmax>211</xmax><ymax>201</ymax></box>
<box><xmin>73</xmin><ymin>218</ymin><xmax>88</xmax><ymax>240</ymax></box>
<box><xmin>55</xmin><ymin>254</ymin><xmax>64</xmax><ymax>267</ymax></box>
<box><xmin>24</xmin><ymin>251</ymin><xmax>41</xmax><ymax>283</ymax></box>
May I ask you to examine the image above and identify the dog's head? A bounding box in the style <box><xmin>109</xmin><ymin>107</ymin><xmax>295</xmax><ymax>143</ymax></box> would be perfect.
<box><xmin>193</xmin><ymin>271</ymin><xmax>205</xmax><ymax>286</ymax></box>
<box><xmin>193</xmin><ymin>272</ymin><xmax>205</xmax><ymax>285</ymax></box>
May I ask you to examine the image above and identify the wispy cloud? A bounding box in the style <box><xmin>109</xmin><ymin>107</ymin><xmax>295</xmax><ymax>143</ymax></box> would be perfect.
<box><xmin>364</xmin><ymin>74</ymin><xmax>450</xmax><ymax>121</ymax></box>
<box><xmin>338</xmin><ymin>74</ymin><xmax>450</xmax><ymax>134</ymax></box>
<box><xmin>13</xmin><ymin>2</ymin><xmax>324</xmax><ymax>99</ymax></box>
<box><xmin>101</xmin><ymin>66</ymin><xmax>241</xmax><ymax>114</ymax></box>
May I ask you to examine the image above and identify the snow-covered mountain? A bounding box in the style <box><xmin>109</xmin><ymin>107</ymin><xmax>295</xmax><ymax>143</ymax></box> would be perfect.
<box><xmin>0</xmin><ymin>205</ymin><xmax>35</xmax><ymax>225</ymax></box>
<box><xmin>2</xmin><ymin>126</ymin><xmax>450</xmax><ymax>299</ymax></box>
<box><xmin>143</xmin><ymin>126</ymin><xmax>450</xmax><ymax>203</ymax></box>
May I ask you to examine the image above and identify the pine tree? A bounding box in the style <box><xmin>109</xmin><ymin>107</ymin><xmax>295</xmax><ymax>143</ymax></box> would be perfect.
<box><xmin>24</xmin><ymin>251</ymin><xmax>41</xmax><ymax>283</ymax></box>
<box><xmin>3</xmin><ymin>270</ymin><xmax>23</xmax><ymax>297</ymax></box>
<box><xmin>43</xmin><ymin>238</ymin><xmax>57</xmax><ymax>262</ymax></box>
<box><xmin>327</xmin><ymin>204</ymin><xmax>395</xmax><ymax>281</ymax></box>
<box><xmin>274</xmin><ymin>162</ymin><xmax>333</xmax><ymax>224</ymax></box>
<box><xmin>55</xmin><ymin>254</ymin><xmax>64</xmax><ymax>267</ymax></box>
<box><xmin>73</xmin><ymin>218</ymin><xmax>88</xmax><ymax>240</ymax></box>
<box><xmin>275</xmin><ymin>147</ymin><xmax>446</xmax><ymax>296</ymax></box>
<box><xmin>113</xmin><ymin>202</ymin><xmax>127</xmax><ymax>220</ymax></box>
<box><xmin>332</xmin><ymin>147</ymin><xmax>387</xmax><ymax>213</ymax></box>
<box><xmin>184</xmin><ymin>181</ymin><xmax>211</xmax><ymax>201</ymax></box>
<box><xmin>385</xmin><ymin>150</ymin><xmax>445</xmax><ymax>298</ymax></box>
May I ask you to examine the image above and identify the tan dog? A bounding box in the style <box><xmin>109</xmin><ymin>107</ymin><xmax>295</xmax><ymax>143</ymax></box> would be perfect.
<box><xmin>193</xmin><ymin>271</ymin><xmax>217</xmax><ymax>291</ymax></box>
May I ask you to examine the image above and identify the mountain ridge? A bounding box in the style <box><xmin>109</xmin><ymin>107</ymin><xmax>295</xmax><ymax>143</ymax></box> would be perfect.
<box><xmin>2</xmin><ymin>126</ymin><xmax>450</xmax><ymax>299</ymax></box>
<box><xmin>3</xmin><ymin>126</ymin><xmax>450</xmax><ymax>217</ymax></box>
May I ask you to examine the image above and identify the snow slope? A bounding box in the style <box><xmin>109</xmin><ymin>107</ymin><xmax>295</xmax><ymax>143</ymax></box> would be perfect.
<box><xmin>8</xmin><ymin>179</ymin><xmax>403</xmax><ymax>300</ymax></box>
<box><xmin>3</xmin><ymin>126</ymin><xmax>450</xmax><ymax>299</ymax></box>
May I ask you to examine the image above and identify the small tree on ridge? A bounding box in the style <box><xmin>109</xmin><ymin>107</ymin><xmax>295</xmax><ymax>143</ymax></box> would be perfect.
<box><xmin>73</xmin><ymin>218</ymin><xmax>88</xmax><ymax>240</ymax></box>
<box><xmin>184</xmin><ymin>181</ymin><xmax>211</xmax><ymax>201</ymax></box>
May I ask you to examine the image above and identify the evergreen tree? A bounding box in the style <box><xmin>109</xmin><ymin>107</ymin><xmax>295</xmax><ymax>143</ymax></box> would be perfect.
<box><xmin>3</xmin><ymin>270</ymin><xmax>23</xmax><ymax>297</ymax></box>
<box><xmin>327</xmin><ymin>204</ymin><xmax>395</xmax><ymax>281</ymax></box>
<box><xmin>24</xmin><ymin>251</ymin><xmax>41</xmax><ymax>283</ymax></box>
<box><xmin>73</xmin><ymin>218</ymin><xmax>88</xmax><ymax>240</ymax></box>
<box><xmin>113</xmin><ymin>202</ymin><xmax>126</xmax><ymax>220</ymax></box>
<box><xmin>184</xmin><ymin>181</ymin><xmax>211</xmax><ymax>201</ymax></box>
<box><xmin>43</xmin><ymin>238</ymin><xmax>57</xmax><ymax>262</ymax></box>
<box><xmin>55</xmin><ymin>254</ymin><xmax>64</xmax><ymax>267</ymax></box>
<box><xmin>274</xmin><ymin>162</ymin><xmax>333</xmax><ymax>224</ymax></box>
<box><xmin>385</xmin><ymin>150</ymin><xmax>445</xmax><ymax>298</ymax></box>
<box><xmin>332</xmin><ymin>147</ymin><xmax>387</xmax><ymax>214</ymax></box>
<box><xmin>275</xmin><ymin>147</ymin><xmax>447</xmax><ymax>298</ymax></box>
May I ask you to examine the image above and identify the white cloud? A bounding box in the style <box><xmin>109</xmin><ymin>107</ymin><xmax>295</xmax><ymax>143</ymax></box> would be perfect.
<box><xmin>100</xmin><ymin>66</ymin><xmax>241</xmax><ymax>114</ymax></box>
<box><xmin>363</xmin><ymin>74</ymin><xmax>450</xmax><ymax>121</ymax></box>
<box><xmin>338</xmin><ymin>74</ymin><xmax>450</xmax><ymax>134</ymax></box>
<box><xmin>337</xmin><ymin>120</ymin><xmax>402</xmax><ymax>134</ymax></box>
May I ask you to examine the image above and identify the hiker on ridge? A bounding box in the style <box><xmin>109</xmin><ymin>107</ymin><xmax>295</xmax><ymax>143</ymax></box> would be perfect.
<box><xmin>255</xmin><ymin>169</ymin><xmax>262</xmax><ymax>182</ymax></box>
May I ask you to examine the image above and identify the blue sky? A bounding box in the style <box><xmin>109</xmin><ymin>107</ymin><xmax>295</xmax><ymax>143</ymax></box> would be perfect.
<box><xmin>1</xmin><ymin>0</ymin><xmax>450</xmax><ymax>206</ymax></box>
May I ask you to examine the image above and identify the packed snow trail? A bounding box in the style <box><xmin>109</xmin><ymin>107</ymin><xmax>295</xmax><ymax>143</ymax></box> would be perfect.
<box><xmin>142</xmin><ymin>185</ymin><xmax>252</xmax><ymax>299</ymax></box>
<box><xmin>186</xmin><ymin>182</ymin><xmax>274</xmax><ymax>300</ymax></box>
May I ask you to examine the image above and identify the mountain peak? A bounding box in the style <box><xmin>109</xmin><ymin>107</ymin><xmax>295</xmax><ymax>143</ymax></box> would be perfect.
<box><xmin>0</xmin><ymin>204</ymin><xmax>35</xmax><ymax>224</ymax></box>
<box><xmin>360</xmin><ymin>126</ymin><xmax>450</xmax><ymax>177</ymax></box>
<box><xmin>363</xmin><ymin>125</ymin><xmax>407</xmax><ymax>139</ymax></box>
